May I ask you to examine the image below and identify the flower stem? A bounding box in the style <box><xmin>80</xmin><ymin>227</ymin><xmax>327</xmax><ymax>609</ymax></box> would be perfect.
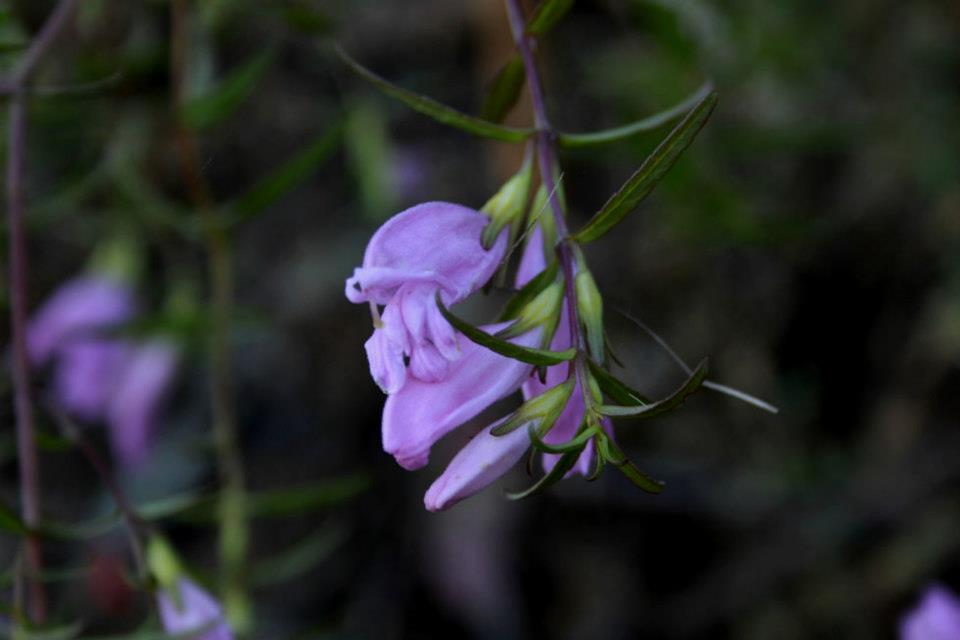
<box><xmin>505</xmin><ymin>0</ymin><xmax>592</xmax><ymax>401</ymax></box>
<box><xmin>5</xmin><ymin>0</ymin><xmax>80</xmax><ymax>623</ymax></box>
<box><xmin>170</xmin><ymin>1</ymin><xmax>249</xmax><ymax>632</ymax></box>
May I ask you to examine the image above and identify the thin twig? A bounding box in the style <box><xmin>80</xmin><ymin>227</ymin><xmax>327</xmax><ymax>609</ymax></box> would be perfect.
<box><xmin>4</xmin><ymin>0</ymin><xmax>80</xmax><ymax>623</ymax></box>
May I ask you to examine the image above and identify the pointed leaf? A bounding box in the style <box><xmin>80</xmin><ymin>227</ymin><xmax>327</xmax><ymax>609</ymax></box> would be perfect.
<box><xmin>587</xmin><ymin>359</ymin><xmax>652</xmax><ymax>406</ymax></box>
<box><xmin>246</xmin><ymin>474</ymin><xmax>370</xmax><ymax>518</ymax></box>
<box><xmin>599</xmin><ymin>358</ymin><xmax>708</xmax><ymax>417</ymax></box>
<box><xmin>249</xmin><ymin>523</ymin><xmax>348</xmax><ymax>587</ymax></box>
<box><xmin>527</xmin><ymin>0</ymin><xmax>575</xmax><ymax>36</ymax></box>
<box><xmin>599</xmin><ymin>435</ymin><xmax>664</xmax><ymax>493</ymax></box>
<box><xmin>558</xmin><ymin>82</ymin><xmax>713</xmax><ymax>148</ymax></box>
<box><xmin>337</xmin><ymin>47</ymin><xmax>533</xmax><ymax>143</ymax></box>
<box><xmin>180</xmin><ymin>50</ymin><xmax>275</xmax><ymax>130</ymax></box>
<box><xmin>528</xmin><ymin>422</ymin><xmax>598</xmax><ymax>454</ymax></box>
<box><xmin>480</xmin><ymin>55</ymin><xmax>526</xmax><ymax>123</ymax></box>
<box><xmin>572</xmin><ymin>90</ymin><xmax>718</xmax><ymax>243</ymax></box>
<box><xmin>436</xmin><ymin>294</ymin><xmax>575</xmax><ymax>366</ymax></box>
<box><xmin>506</xmin><ymin>449</ymin><xmax>581</xmax><ymax>500</ymax></box>
<box><xmin>227</xmin><ymin>122</ymin><xmax>342</xmax><ymax>224</ymax></box>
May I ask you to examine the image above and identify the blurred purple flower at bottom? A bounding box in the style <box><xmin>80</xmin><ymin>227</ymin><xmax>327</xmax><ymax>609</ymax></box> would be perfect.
<box><xmin>157</xmin><ymin>578</ymin><xmax>233</xmax><ymax>640</ymax></box>
<box><xmin>900</xmin><ymin>584</ymin><xmax>960</xmax><ymax>640</ymax></box>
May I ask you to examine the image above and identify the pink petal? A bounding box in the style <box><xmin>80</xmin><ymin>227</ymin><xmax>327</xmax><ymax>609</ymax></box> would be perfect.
<box><xmin>382</xmin><ymin>324</ymin><xmax>540</xmax><ymax>471</ymax></box>
<box><xmin>900</xmin><ymin>584</ymin><xmax>960</xmax><ymax>640</ymax></box>
<box><xmin>424</xmin><ymin>419</ymin><xmax>531</xmax><ymax>512</ymax></box>
<box><xmin>157</xmin><ymin>578</ymin><xmax>233</xmax><ymax>640</ymax></box>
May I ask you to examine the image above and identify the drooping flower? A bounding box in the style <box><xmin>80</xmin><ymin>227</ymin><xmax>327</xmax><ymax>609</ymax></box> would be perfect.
<box><xmin>27</xmin><ymin>274</ymin><xmax>178</xmax><ymax>468</ymax></box>
<box><xmin>345</xmin><ymin>201</ymin><xmax>508</xmax><ymax>394</ymax></box>
<box><xmin>156</xmin><ymin>577</ymin><xmax>233</xmax><ymax>640</ymax></box>
<box><xmin>900</xmin><ymin>584</ymin><xmax>960</xmax><ymax>640</ymax></box>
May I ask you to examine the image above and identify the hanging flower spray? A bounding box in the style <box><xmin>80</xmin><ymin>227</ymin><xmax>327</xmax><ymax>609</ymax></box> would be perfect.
<box><xmin>344</xmin><ymin>0</ymin><xmax>775</xmax><ymax>511</ymax></box>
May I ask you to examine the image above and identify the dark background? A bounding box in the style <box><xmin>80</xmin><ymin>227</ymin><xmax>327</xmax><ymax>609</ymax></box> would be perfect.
<box><xmin>2</xmin><ymin>0</ymin><xmax>960</xmax><ymax>638</ymax></box>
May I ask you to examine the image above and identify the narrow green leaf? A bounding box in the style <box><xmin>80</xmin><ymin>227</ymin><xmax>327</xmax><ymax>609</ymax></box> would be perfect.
<box><xmin>17</xmin><ymin>620</ymin><xmax>84</xmax><ymax>640</ymax></box>
<box><xmin>506</xmin><ymin>449</ymin><xmax>581</xmax><ymax>500</ymax></box>
<box><xmin>436</xmin><ymin>294</ymin><xmax>575</xmax><ymax>366</ymax></box>
<box><xmin>558</xmin><ymin>82</ymin><xmax>713</xmax><ymax>148</ymax></box>
<box><xmin>527</xmin><ymin>0</ymin><xmax>575</xmax><ymax>36</ymax></box>
<box><xmin>480</xmin><ymin>55</ymin><xmax>525</xmax><ymax>123</ymax></box>
<box><xmin>227</xmin><ymin>122</ymin><xmax>342</xmax><ymax>224</ymax></box>
<box><xmin>336</xmin><ymin>47</ymin><xmax>533</xmax><ymax>143</ymax></box>
<box><xmin>572</xmin><ymin>90</ymin><xmax>718</xmax><ymax>243</ymax></box>
<box><xmin>587</xmin><ymin>359</ymin><xmax>651</xmax><ymax>406</ymax></box>
<box><xmin>180</xmin><ymin>50</ymin><xmax>274</xmax><ymax>130</ymax></box>
<box><xmin>497</xmin><ymin>260</ymin><xmax>559</xmax><ymax>321</ymax></box>
<box><xmin>599</xmin><ymin>358</ymin><xmax>708</xmax><ymax>418</ymax></box>
<box><xmin>600</xmin><ymin>435</ymin><xmax>664</xmax><ymax>493</ymax></box>
<box><xmin>528</xmin><ymin>422</ymin><xmax>597</xmax><ymax>454</ymax></box>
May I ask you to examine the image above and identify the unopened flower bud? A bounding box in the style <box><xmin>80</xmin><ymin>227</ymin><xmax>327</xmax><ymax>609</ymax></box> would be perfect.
<box><xmin>575</xmin><ymin>268</ymin><xmax>604</xmax><ymax>363</ymax></box>
<box><xmin>497</xmin><ymin>280</ymin><xmax>563</xmax><ymax>341</ymax></box>
<box><xmin>491</xmin><ymin>376</ymin><xmax>575</xmax><ymax>436</ymax></box>
<box><xmin>481</xmin><ymin>154</ymin><xmax>533</xmax><ymax>249</ymax></box>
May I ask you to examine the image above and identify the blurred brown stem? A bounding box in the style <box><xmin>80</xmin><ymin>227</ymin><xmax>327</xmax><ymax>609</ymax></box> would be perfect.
<box><xmin>4</xmin><ymin>0</ymin><xmax>79</xmax><ymax>624</ymax></box>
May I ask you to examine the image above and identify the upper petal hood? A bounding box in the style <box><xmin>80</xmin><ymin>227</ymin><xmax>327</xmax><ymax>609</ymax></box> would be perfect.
<box><xmin>382</xmin><ymin>323</ymin><xmax>540</xmax><ymax>471</ymax></box>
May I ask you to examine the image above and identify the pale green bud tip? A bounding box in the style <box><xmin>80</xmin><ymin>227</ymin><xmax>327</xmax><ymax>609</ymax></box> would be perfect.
<box><xmin>481</xmin><ymin>159</ymin><xmax>533</xmax><ymax>248</ymax></box>
<box><xmin>147</xmin><ymin>535</ymin><xmax>183</xmax><ymax>590</ymax></box>
<box><xmin>498</xmin><ymin>280</ymin><xmax>564</xmax><ymax>340</ymax></box>
<box><xmin>575</xmin><ymin>270</ymin><xmax>604</xmax><ymax>363</ymax></box>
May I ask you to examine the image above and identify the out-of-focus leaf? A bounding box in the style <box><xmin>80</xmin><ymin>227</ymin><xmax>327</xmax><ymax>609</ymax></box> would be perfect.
<box><xmin>480</xmin><ymin>55</ymin><xmax>525</xmax><ymax>123</ymax></box>
<box><xmin>337</xmin><ymin>47</ymin><xmax>533</xmax><ymax>143</ymax></box>
<box><xmin>276</xmin><ymin>4</ymin><xmax>333</xmax><ymax>35</ymax></box>
<box><xmin>345</xmin><ymin>100</ymin><xmax>395</xmax><ymax>220</ymax></box>
<box><xmin>587</xmin><ymin>359</ymin><xmax>652</xmax><ymax>406</ymax></box>
<box><xmin>245</xmin><ymin>474</ymin><xmax>370</xmax><ymax>519</ymax></box>
<box><xmin>17</xmin><ymin>620</ymin><xmax>84</xmax><ymax>640</ymax></box>
<box><xmin>0</xmin><ymin>503</ymin><xmax>29</xmax><ymax>535</ymax></box>
<box><xmin>250</xmin><ymin>523</ymin><xmax>348</xmax><ymax>587</ymax></box>
<box><xmin>228</xmin><ymin>122</ymin><xmax>342</xmax><ymax>224</ymax></box>
<box><xmin>598</xmin><ymin>358</ymin><xmax>708</xmax><ymax>417</ymax></box>
<box><xmin>0</xmin><ymin>565</ymin><xmax>89</xmax><ymax>588</ymax></box>
<box><xmin>180</xmin><ymin>50</ymin><xmax>274</xmax><ymax>131</ymax></box>
<box><xmin>599</xmin><ymin>434</ymin><xmax>664</xmax><ymax>493</ymax></box>
<box><xmin>34</xmin><ymin>431</ymin><xmax>74</xmax><ymax>453</ymax></box>
<box><xmin>527</xmin><ymin>0</ymin><xmax>574</xmax><ymax>36</ymax></box>
<box><xmin>558</xmin><ymin>81</ymin><xmax>713</xmax><ymax>148</ymax></box>
<box><xmin>437</xmin><ymin>294</ymin><xmax>575</xmax><ymax>366</ymax></box>
<box><xmin>0</xmin><ymin>41</ymin><xmax>27</xmax><ymax>54</ymax></box>
<box><xmin>572</xmin><ymin>90</ymin><xmax>717</xmax><ymax>243</ymax></box>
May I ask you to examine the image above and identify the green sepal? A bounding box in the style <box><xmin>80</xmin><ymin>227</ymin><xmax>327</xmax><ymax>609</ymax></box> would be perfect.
<box><xmin>572</xmin><ymin>90</ymin><xmax>718</xmax><ymax>243</ymax></box>
<box><xmin>575</xmin><ymin>268</ymin><xmax>604</xmax><ymax>363</ymax></box>
<box><xmin>436</xmin><ymin>293</ymin><xmax>575</xmax><ymax>366</ymax></box>
<box><xmin>490</xmin><ymin>377</ymin><xmax>575</xmax><ymax>436</ymax></box>
<box><xmin>495</xmin><ymin>280</ymin><xmax>563</xmax><ymax>340</ymax></box>
<box><xmin>506</xmin><ymin>449</ymin><xmax>581</xmax><ymax>501</ymax></box>
<box><xmin>180</xmin><ymin>49</ymin><xmax>275</xmax><ymax>131</ymax></box>
<box><xmin>528</xmin><ymin>184</ymin><xmax>559</xmax><ymax>259</ymax></box>
<box><xmin>587</xmin><ymin>359</ymin><xmax>652</xmax><ymax>406</ymax></box>
<box><xmin>480</xmin><ymin>54</ymin><xmax>526</xmax><ymax>123</ymax></box>
<box><xmin>481</xmin><ymin>151</ymin><xmax>534</xmax><ymax>248</ymax></box>
<box><xmin>586</xmin><ymin>442</ymin><xmax>606</xmax><ymax>481</ymax></box>
<box><xmin>337</xmin><ymin>47</ymin><xmax>533</xmax><ymax>143</ymax></box>
<box><xmin>498</xmin><ymin>259</ymin><xmax>559</xmax><ymax>322</ymax></box>
<box><xmin>598</xmin><ymin>358</ymin><xmax>708</xmax><ymax>417</ymax></box>
<box><xmin>527</xmin><ymin>0</ymin><xmax>574</xmax><ymax>36</ymax></box>
<box><xmin>528</xmin><ymin>421</ymin><xmax>598</xmax><ymax>454</ymax></box>
<box><xmin>558</xmin><ymin>82</ymin><xmax>713</xmax><ymax>148</ymax></box>
<box><xmin>598</xmin><ymin>434</ymin><xmax>664</xmax><ymax>493</ymax></box>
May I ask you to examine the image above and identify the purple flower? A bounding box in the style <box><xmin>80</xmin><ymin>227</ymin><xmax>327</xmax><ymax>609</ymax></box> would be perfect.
<box><xmin>900</xmin><ymin>584</ymin><xmax>960</xmax><ymax>640</ymax></box>
<box><xmin>27</xmin><ymin>275</ymin><xmax>178</xmax><ymax>468</ymax></box>
<box><xmin>157</xmin><ymin>578</ymin><xmax>233</xmax><ymax>640</ymax></box>
<box><xmin>106</xmin><ymin>340</ymin><xmax>179</xmax><ymax>468</ymax></box>
<box><xmin>383</xmin><ymin>322</ymin><xmax>540</xmax><ymax>471</ymax></box>
<box><xmin>346</xmin><ymin>202</ymin><xmax>507</xmax><ymax>394</ymax></box>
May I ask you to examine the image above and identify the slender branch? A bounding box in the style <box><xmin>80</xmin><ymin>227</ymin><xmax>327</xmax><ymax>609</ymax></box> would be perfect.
<box><xmin>170</xmin><ymin>0</ymin><xmax>249</xmax><ymax>632</ymax></box>
<box><xmin>505</xmin><ymin>0</ymin><xmax>591</xmax><ymax>406</ymax></box>
<box><xmin>4</xmin><ymin>0</ymin><xmax>79</xmax><ymax>624</ymax></box>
